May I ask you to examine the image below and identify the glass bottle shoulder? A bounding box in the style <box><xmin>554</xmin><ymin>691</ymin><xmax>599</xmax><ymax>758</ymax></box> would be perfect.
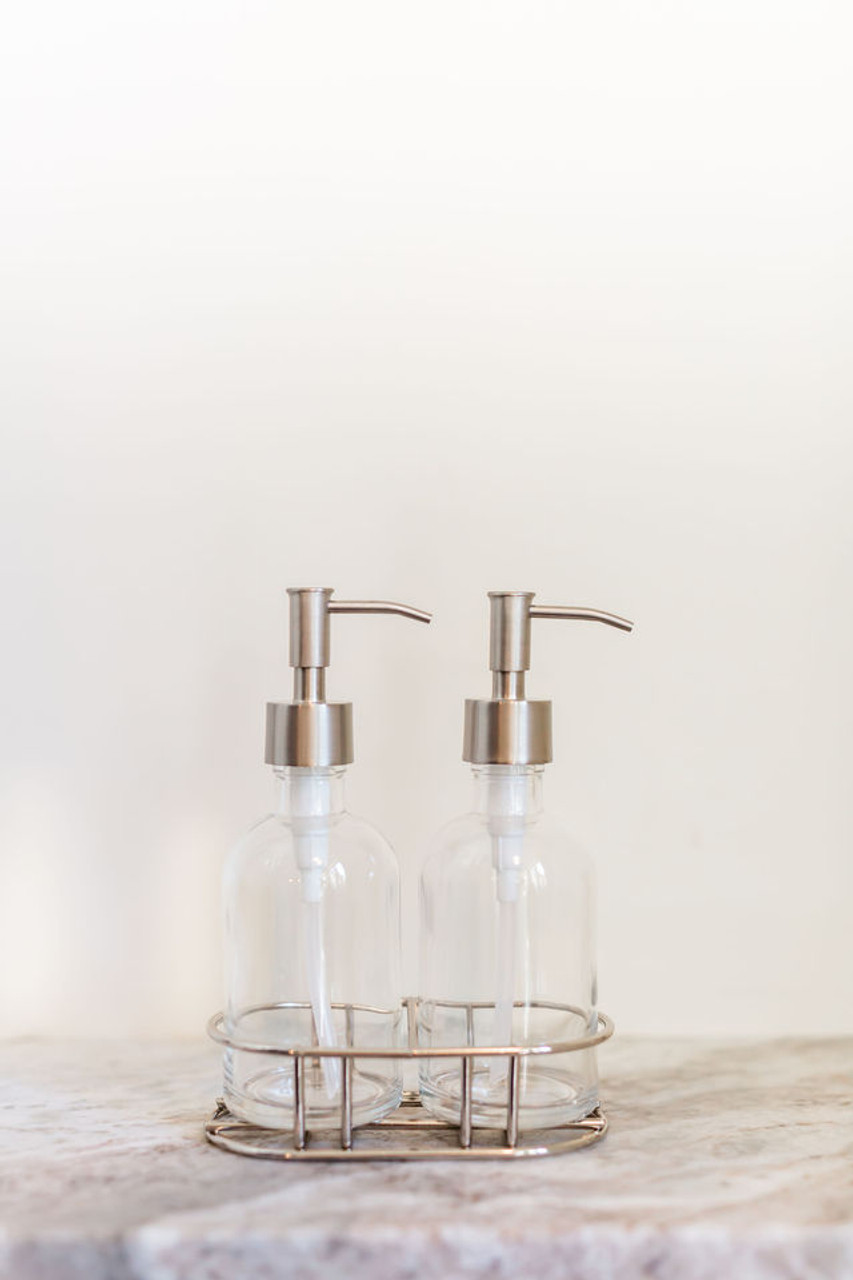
<box><xmin>420</xmin><ymin>807</ymin><xmax>592</xmax><ymax>882</ymax></box>
<box><xmin>224</xmin><ymin>808</ymin><xmax>398</xmax><ymax>882</ymax></box>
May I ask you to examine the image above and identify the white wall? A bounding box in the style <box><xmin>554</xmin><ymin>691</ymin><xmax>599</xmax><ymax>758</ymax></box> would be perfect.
<box><xmin>1</xmin><ymin>0</ymin><xmax>851</xmax><ymax>1038</ymax></box>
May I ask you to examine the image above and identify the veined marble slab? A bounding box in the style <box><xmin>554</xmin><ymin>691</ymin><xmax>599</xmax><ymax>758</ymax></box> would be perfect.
<box><xmin>1</xmin><ymin>1036</ymin><xmax>851</xmax><ymax>1279</ymax></box>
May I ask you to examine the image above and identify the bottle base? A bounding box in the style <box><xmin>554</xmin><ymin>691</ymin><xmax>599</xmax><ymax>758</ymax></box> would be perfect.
<box><xmin>419</xmin><ymin>1061</ymin><xmax>598</xmax><ymax>1131</ymax></box>
<box><xmin>224</xmin><ymin>1054</ymin><xmax>402</xmax><ymax>1131</ymax></box>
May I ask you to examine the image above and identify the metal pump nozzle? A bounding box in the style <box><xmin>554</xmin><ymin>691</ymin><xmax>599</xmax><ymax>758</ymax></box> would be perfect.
<box><xmin>463</xmin><ymin>591</ymin><xmax>633</xmax><ymax>765</ymax></box>
<box><xmin>266</xmin><ymin>587</ymin><xmax>432</xmax><ymax>767</ymax></box>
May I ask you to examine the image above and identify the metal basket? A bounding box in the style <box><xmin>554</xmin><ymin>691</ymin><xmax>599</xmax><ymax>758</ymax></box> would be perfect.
<box><xmin>205</xmin><ymin>996</ymin><xmax>612</xmax><ymax>1161</ymax></box>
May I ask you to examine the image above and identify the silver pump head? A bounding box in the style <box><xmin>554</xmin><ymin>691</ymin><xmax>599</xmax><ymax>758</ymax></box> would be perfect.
<box><xmin>463</xmin><ymin>591</ymin><xmax>633</xmax><ymax>765</ymax></box>
<box><xmin>266</xmin><ymin>587</ymin><xmax>431</xmax><ymax>768</ymax></box>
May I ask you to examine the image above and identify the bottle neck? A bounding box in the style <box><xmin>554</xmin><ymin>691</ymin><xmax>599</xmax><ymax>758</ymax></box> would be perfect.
<box><xmin>472</xmin><ymin>765</ymin><xmax>544</xmax><ymax>820</ymax></box>
<box><xmin>273</xmin><ymin>766</ymin><xmax>346</xmax><ymax>818</ymax></box>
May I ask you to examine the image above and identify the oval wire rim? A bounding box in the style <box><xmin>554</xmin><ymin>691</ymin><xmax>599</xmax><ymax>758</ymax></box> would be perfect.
<box><xmin>207</xmin><ymin>1000</ymin><xmax>613</xmax><ymax>1058</ymax></box>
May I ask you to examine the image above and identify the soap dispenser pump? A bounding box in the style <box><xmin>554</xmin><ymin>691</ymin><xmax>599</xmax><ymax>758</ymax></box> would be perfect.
<box><xmin>222</xmin><ymin>587</ymin><xmax>430</xmax><ymax>1131</ymax></box>
<box><xmin>418</xmin><ymin>591</ymin><xmax>632</xmax><ymax>1132</ymax></box>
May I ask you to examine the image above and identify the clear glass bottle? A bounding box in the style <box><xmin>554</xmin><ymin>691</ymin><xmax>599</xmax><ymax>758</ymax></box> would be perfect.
<box><xmin>222</xmin><ymin>587</ymin><xmax>431</xmax><ymax>1131</ymax></box>
<box><xmin>224</xmin><ymin>765</ymin><xmax>403</xmax><ymax>1129</ymax></box>
<box><xmin>419</xmin><ymin>763</ymin><xmax>598</xmax><ymax>1128</ymax></box>
<box><xmin>418</xmin><ymin>591</ymin><xmax>632</xmax><ymax>1132</ymax></box>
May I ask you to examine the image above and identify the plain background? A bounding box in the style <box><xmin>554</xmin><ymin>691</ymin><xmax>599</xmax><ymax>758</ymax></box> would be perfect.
<box><xmin>1</xmin><ymin>1</ymin><xmax>851</xmax><ymax>1038</ymax></box>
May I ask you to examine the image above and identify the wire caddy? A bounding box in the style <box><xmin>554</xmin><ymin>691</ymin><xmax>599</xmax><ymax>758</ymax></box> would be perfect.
<box><xmin>205</xmin><ymin>997</ymin><xmax>612</xmax><ymax>1161</ymax></box>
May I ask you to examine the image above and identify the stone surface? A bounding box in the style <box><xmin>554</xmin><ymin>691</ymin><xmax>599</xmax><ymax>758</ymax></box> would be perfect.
<box><xmin>2</xmin><ymin>1036</ymin><xmax>852</xmax><ymax>1279</ymax></box>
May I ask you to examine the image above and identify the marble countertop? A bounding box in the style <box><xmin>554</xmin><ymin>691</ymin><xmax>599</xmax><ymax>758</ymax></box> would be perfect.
<box><xmin>2</xmin><ymin>1036</ymin><xmax>851</xmax><ymax>1279</ymax></box>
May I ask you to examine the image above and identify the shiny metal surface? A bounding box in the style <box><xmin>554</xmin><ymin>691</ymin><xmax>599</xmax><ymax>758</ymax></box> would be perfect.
<box><xmin>489</xmin><ymin>591</ymin><xmax>535</xmax><ymax>673</ymax></box>
<box><xmin>207</xmin><ymin>1001</ymin><xmax>613</xmax><ymax>1058</ymax></box>
<box><xmin>205</xmin><ymin>997</ymin><xmax>612</xmax><ymax>1161</ymax></box>
<box><xmin>341</xmin><ymin>1056</ymin><xmax>353</xmax><ymax>1150</ymax></box>
<box><xmin>506</xmin><ymin>1055</ymin><xmax>521</xmax><ymax>1148</ymax></box>
<box><xmin>492</xmin><ymin>670</ymin><xmax>526</xmax><ymax>700</ymax></box>
<box><xmin>463</xmin><ymin>591</ymin><xmax>634</xmax><ymax>764</ymax></box>
<box><xmin>529</xmin><ymin>604</ymin><xmax>634</xmax><ymax>632</ymax></box>
<box><xmin>293</xmin><ymin>668</ymin><xmax>326</xmax><ymax>702</ymax></box>
<box><xmin>459</xmin><ymin>1057</ymin><xmax>473</xmax><ymax>1149</ymax></box>
<box><xmin>463</xmin><ymin>698</ymin><xmax>552</xmax><ymax>766</ymax></box>
<box><xmin>294</xmin><ymin>1056</ymin><xmax>306</xmax><ymax>1150</ymax></box>
<box><xmin>205</xmin><ymin>1099</ymin><xmax>607</xmax><ymax>1161</ymax></box>
<box><xmin>265</xmin><ymin>701</ymin><xmax>354</xmax><ymax>768</ymax></box>
<box><xmin>288</xmin><ymin>587</ymin><xmax>333</xmax><ymax>672</ymax></box>
<box><xmin>288</xmin><ymin>589</ymin><xmax>431</xmax><ymax>672</ymax></box>
<box><xmin>267</xmin><ymin>588</ymin><xmax>431</xmax><ymax>767</ymax></box>
<box><xmin>328</xmin><ymin>600</ymin><xmax>432</xmax><ymax>624</ymax></box>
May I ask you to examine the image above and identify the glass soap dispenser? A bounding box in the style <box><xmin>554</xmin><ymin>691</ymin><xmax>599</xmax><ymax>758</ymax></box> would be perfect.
<box><xmin>223</xmin><ymin>587</ymin><xmax>431</xmax><ymax>1132</ymax></box>
<box><xmin>418</xmin><ymin>591</ymin><xmax>632</xmax><ymax>1132</ymax></box>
